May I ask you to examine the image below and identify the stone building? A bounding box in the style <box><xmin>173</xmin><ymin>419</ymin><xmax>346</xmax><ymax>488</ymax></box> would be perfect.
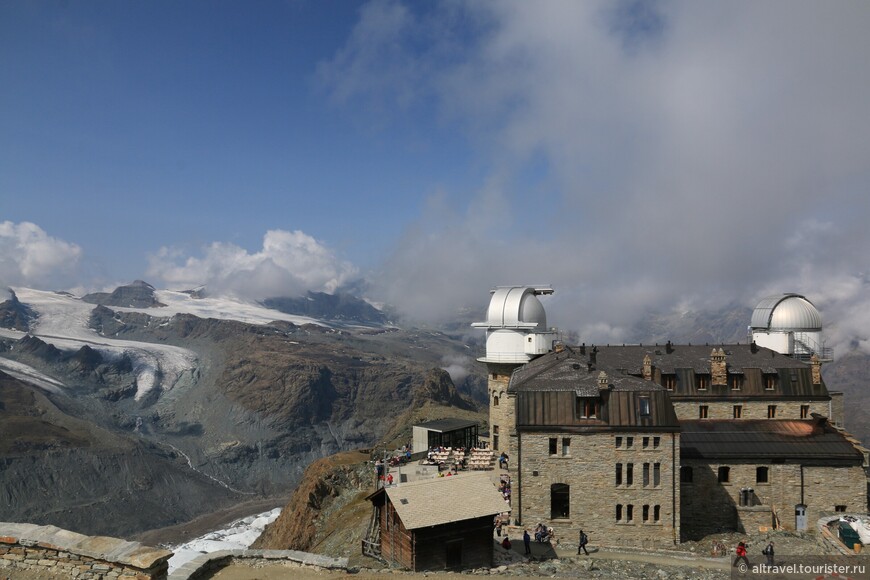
<box><xmin>474</xmin><ymin>286</ymin><xmax>868</xmax><ymax>545</ymax></box>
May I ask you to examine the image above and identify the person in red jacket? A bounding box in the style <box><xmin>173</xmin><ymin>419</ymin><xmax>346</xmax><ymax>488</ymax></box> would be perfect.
<box><xmin>733</xmin><ymin>541</ymin><xmax>750</xmax><ymax>568</ymax></box>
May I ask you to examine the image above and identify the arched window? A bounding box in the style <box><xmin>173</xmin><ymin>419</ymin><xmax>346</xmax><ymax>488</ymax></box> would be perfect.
<box><xmin>718</xmin><ymin>466</ymin><xmax>730</xmax><ymax>483</ymax></box>
<box><xmin>550</xmin><ymin>483</ymin><xmax>570</xmax><ymax>519</ymax></box>
<box><xmin>756</xmin><ymin>466</ymin><xmax>769</xmax><ymax>484</ymax></box>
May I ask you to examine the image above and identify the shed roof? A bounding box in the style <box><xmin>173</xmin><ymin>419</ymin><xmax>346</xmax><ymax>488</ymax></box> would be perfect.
<box><xmin>680</xmin><ymin>418</ymin><xmax>863</xmax><ymax>464</ymax></box>
<box><xmin>414</xmin><ymin>418</ymin><xmax>479</xmax><ymax>433</ymax></box>
<box><xmin>376</xmin><ymin>472</ymin><xmax>509</xmax><ymax>530</ymax></box>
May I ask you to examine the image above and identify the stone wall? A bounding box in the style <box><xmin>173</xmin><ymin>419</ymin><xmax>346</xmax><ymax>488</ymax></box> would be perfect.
<box><xmin>516</xmin><ymin>430</ymin><xmax>680</xmax><ymax>548</ymax></box>
<box><xmin>488</xmin><ymin>364</ymin><xmax>519</xmax><ymax>478</ymax></box>
<box><xmin>680</xmin><ymin>461</ymin><xmax>867</xmax><ymax>540</ymax></box>
<box><xmin>672</xmin><ymin>400</ymin><xmax>829</xmax><ymax>421</ymax></box>
<box><xmin>0</xmin><ymin>522</ymin><xmax>171</xmax><ymax>579</ymax></box>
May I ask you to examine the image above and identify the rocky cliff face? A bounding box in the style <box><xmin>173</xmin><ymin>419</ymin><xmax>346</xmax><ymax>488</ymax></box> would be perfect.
<box><xmin>82</xmin><ymin>280</ymin><xmax>166</xmax><ymax>308</ymax></box>
<box><xmin>0</xmin><ymin>297</ymin><xmax>485</xmax><ymax>538</ymax></box>
<box><xmin>0</xmin><ymin>290</ymin><xmax>36</xmax><ymax>332</ymax></box>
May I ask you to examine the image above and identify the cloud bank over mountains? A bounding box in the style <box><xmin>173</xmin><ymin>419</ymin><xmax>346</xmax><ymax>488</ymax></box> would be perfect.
<box><xmin>4</xmin><ymin>2</ymin><xmax>869</xmax><ymax>356</ymax></box>
<box><xmin>146</xmin><ymin>229</ymin><xmax>358</xmax><ymax>300</ymax></box>
<box><xmin>0</xmin><ymin>221</ymin><xmax>82</xmax><ymax>291</ymax></box>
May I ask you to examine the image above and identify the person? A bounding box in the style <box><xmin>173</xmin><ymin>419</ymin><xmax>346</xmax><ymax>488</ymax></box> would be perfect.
<box><xmin>734</xmin><ymin>541</ymin><xmax>750</xmax><ymax>568</ymax></box>
<box><xmin>534</xmin><ymin>523</ymin><xmax>543</xmax><ymax>542</ymax></box>
<box><xmin>386</xmin><ymin>473</ymin><xmax>393</xmax><ymax>486</ymax></box>
<box><xmin>499</xmin><ymin>452</ymin><xmax>509</xmax><ymax>469</ymax></box>
<box><xmin>762</xmin><ymin>541</ymin><xmax>774</xmax><ymax>565</ymax></box>
<box><xmin>523</xmin><ymin>529</ymin><xmax>532</xmax><ymax>555</ymax></box>
<box><xmin>501</xmin><ymin>536</ymin><xmax>512</xmax><ymax>551</ymax></box>
<box><xmin>578</xmin><ymin>529</ymin><xmax>589</xmax><ymax>555</ymax></box>
<box><xmin>495</xmin><ymin>516</ymin><xmax>503</xmax><ymax>537</ymax></box>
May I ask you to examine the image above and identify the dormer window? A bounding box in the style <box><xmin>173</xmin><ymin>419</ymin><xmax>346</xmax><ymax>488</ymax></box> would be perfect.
<box><xmin>730</xmin><ymin>375</ymin><xmax>744</xmax><ymax>391</ymax></box>
<box><xmin>764</xmin><ymin>374</ymin><xmax>777</xmax><ymax>390</ymax></box>
<box><xmin>576</xmin><ymin>397</ymin><xmax>599</xmax><ymax>418</ymax></box>
<box><xmin>663</xmin><ymin>375</ymin><xmax>676</xmax><ymax>390</ymax></box>
<box><xmin>697</xmin><ymin>375</ymin><xmax>709</xmax><ymax>390</ymax></box>
<box><xmin>638</xmin><ymin>396</ymin><xmax>651</xmax><ymax>417</ymax></box>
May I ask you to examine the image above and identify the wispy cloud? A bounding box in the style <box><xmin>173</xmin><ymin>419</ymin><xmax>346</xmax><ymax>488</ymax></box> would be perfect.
<box><xmin>321</xmin><ymin>1</ymin><xmax>870</xmax><ymax>346</ymax></box>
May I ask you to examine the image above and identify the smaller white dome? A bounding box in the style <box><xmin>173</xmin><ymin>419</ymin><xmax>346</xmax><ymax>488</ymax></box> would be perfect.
<box><xmin>751</xmin><ymin>294</ymin><xmax>822</xmax><ymax>332</ymax></box>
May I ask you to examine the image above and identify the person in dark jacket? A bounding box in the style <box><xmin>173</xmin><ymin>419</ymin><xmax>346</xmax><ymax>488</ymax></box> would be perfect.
<box><xmin>523</xmin><ymin>529</ymin><xmax>532</xmax><ymax>555</ymax></box>
<box><xmin>763</xmin><ymin>541</ymin><xmax>774</xmax><ymax>565</ymax></box>
<box><xmin>577</xmin><ymin>530</ymin><xmax>589</xmax><ymax>555</ymax></box>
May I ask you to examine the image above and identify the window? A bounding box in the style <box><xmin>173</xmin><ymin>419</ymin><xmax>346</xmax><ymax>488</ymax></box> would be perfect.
<box><xmin>493</xmin><ymin>395</ymin><xmax>499</xmax><ymax>407</ymax></box>
<box><xmin>626</xmin><ymin>463</ymin><xmax>634</xmax><ymax>486</ymax></box>
<box><xmin>730</xmin><ymin>375</ymin><xmax>744</xmax><ymax>390</ymax></box>
<box><xmin>550</xmin><ymin>483</ymin><xmax>570</xmax><ymax>519</ymax></box>
<box><xmin>756</xmin><ymin>466</ymin><xmax>769</xmax><ymax>484</ymax></box>
<box><xmin>680</xmin><ymin>466</ymin><xmax>693</xmax><ymax>483</ymax></box>
<box><xmin>697</xmin><ymin>375</ymin><xmax>709</xmax><ymax>390</ymax></box>
<box><xmin>663</xmin><ymin>375</ymin><xmax>676</xmax><ymax>390</ymax></box>
<box><xmin>626</xmin><ymin>504</ymin><xmax>634</xmax><ymax>522</ymax></box>
<box><xmin>835</xmin><ymin>505</ymin><xmax>847</xmax><ymax>513</ymax></box>
<box><xmin>615</xmin><ymin>463</ymin><xmax>623</xmax><ymax>486</ymax></box>
<box><xmin>654</xmin><ymin>463</ymin><xmax>661</xmax><ymax>487</ymax></box>
<box><xmin>643</xmin><ymin>437</ymin><xmax>650</xmax><ymax>449</ymax></box>
<box><xmin>562</xmin><ymin>438</ymin><xmax>571</xmax><ymax>457</ymax></box>
<box><xmin>577</xmin><ymin>397</ymin><xmax>599</xmax><ymax>418</ymax></box>
<box><xmin>768</xmin><ymin>405</ymin><xmax>777</xmax><ymax>419</ymax></box>
<box><xmin>764</xmin><ymin>375</ymin><xmax>776</xmax><ymax>390</ymax></box>
<box><xmin>493</xmin><ymin>435</ymin><xmax>499</xmax><ymax>450</ymax></box>
<box><xmin>643</xmin><ymin>463</ymin><xmax>650</xmax><ymax>487</ymax></box>
<box><xmin>491</xmin><ymin>373</ymin><xmax>498</xmax><ymax>379</ymax></box>
<box><xmin>639</xmin><ymin>396</ymin><xmax>651</xmax><ymax>417</ymax></box>
<box><xmin>626</xmin><ymin>437</ymin><xmax>634</xmax><ymax>449</ymax></box>
<box><xmin>800</xmin><ymin>405</ymin><xmax>810</xmax><ymax>419</ymax></box>
<box><xmin>493</xmin><ymin>425</ymin><xmax>499</xmax><ymax>434</ymax></box>
<box><xmin>549</xmin><ymin>437</ymin><xmax>558</xmax><ymax>455</ymax></box>
<box><xmin>733</xmin><ymin>405</ymin><xmax>742</xmax><ymax>419</ymax></box>
<box><xmin>643</xmin><ymin>504</ymin><xmax>650</xmax><ymax>522</ymax></box>
<box><xmin>718</xmin><ymin>466</ymin><xmax>730</xmax><ymax>483</ymax></box>
<box><xmin>654</xmin><ymin>505</ymin><xmax>661</xmax><ymax>522</ymax></box>
<box><xmin>699</xmin><ymin>405</ymin><xmax>709</xmax><ymax>419</ymax></box>
<box><xmin>653</xmin><ymin>436</ymin><xmax>660</xmax><ymax>449</ymax></box>
<box><xmin>616</xmin><ymin>504</ymin><xmax>623</xmax><ymax>521</ymax></box>
<box><xmin>615</xmin><ymin>436</ymin><xmax>623</xmax><ymax>448</ymax></box>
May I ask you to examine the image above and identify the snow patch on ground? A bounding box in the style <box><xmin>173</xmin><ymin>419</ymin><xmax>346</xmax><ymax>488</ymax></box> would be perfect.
<box><xmin>167</xmin><ymin>507</ymin><xmax>282</xmax><ymax>573</ymax></box>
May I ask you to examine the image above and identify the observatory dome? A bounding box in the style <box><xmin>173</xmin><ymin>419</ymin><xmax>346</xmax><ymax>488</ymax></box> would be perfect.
<box><xmin>750</xmin><ymin>294</ymin><xmax>822</xmax><ymax>332</ymax></box>
<box><xmin>483</xmin><ymin>287</ymin><xmax>548</xmax><ymax>331</ymax></box>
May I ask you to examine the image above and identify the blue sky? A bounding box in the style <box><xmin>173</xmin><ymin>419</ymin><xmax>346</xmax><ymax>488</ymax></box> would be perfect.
<box><xmin>3</xmin><ymin>1</ymin><xmax>870</xmax><ymax>349</ymax></box>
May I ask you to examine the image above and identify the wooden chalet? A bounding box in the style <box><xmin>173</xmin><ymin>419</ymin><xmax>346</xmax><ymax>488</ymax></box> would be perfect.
<box><xmin>365</xmin><ymin>472</ymin><xmax>510</xmax><ymax>571</ymax></box>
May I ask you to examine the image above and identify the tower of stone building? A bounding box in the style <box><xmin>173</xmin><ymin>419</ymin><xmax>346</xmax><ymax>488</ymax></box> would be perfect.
<box><xmin>472</xmin><ymin>286</ymin><xmax>557</xmax><ymax>473</ymax></box>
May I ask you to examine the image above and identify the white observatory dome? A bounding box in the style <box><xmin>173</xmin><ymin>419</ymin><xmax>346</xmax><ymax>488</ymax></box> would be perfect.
<box><xmin>473</xmin><ymin>286</ymin><xmax>557</xmax><ymax>364</ymax></box>
<box><xmin>750</xmin><ymin>294</ymin><xmax>822</xmax><ymax>332</ymax></box>
<box><xmin>483</xmin><ymin>287</ymin><xmax>548</xmax><ymax>332</ymax></box>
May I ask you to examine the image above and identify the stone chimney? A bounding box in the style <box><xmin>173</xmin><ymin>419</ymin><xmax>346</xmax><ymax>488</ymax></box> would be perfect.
<box><xmin>711</xmin><ymin>348</ymin><xmax>727</xmax><ymax>386</ymax></box>
<box><xmin>642</xmin><ymin>354</ymin><xmax>652</xmax><ymax>381</ymax></box>
<box><xmin>554</xmin><ymin>342</ymin><xmax>565</xmax><ymax>354</ymax></box>
<box><xmin>811</xmin><ymin>354</ymin><xmax>822</xmax><ymax>385</ymax></box>
<box><xmin>598</xmin><ymin>371</ymin><xmax>609</xmax><ymax>391</ymax></box>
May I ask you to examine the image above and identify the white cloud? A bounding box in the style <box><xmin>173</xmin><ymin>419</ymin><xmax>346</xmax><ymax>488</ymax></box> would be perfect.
<box><xmin>322</xmin><ymin>1</ymin><xmax>870</xmax><ymax>343</ymax></box>
<box><xmin>0</xmin><ymin>221</ymin><xmax>82</xmax><ymax>290</ymax></box>
<box><xmin>147</xmin><ymin>229</ymin><xmax>358</xmax><ymax>300</ymax></box>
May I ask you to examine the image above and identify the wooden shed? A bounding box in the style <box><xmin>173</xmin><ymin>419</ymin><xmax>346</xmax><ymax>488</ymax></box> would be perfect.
<box><xmin>366</xmin><ymin>472</ymin><xmax>510</xmax><ymax>571</ymax></box>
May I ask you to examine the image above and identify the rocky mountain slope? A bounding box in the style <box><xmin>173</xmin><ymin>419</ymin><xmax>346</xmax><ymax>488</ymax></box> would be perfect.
<box><xmin>0</xmin><ymin>284</ymin><xmax>486</xmax><ymax>538</ymax></box>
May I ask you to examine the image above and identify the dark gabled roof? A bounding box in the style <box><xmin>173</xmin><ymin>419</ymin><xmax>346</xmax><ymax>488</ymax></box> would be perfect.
<box><xmin>680</xmin><ymin>418</ymin><xmax>863</xmax><ymax>464</ymax></box>
<box><xmin>594</xmin><ymin>343</ymin><xmax>810</xmax><ymax>374</ymax></box>
<box><xmin>414</xmin><ymin>418</ymin><xmax>478</xmax><ymax>433</ymax></box>
<box><xmin>509</xmin><ymin>346</ymin><xmax>663</xmax><ymax>394</ymax></box>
